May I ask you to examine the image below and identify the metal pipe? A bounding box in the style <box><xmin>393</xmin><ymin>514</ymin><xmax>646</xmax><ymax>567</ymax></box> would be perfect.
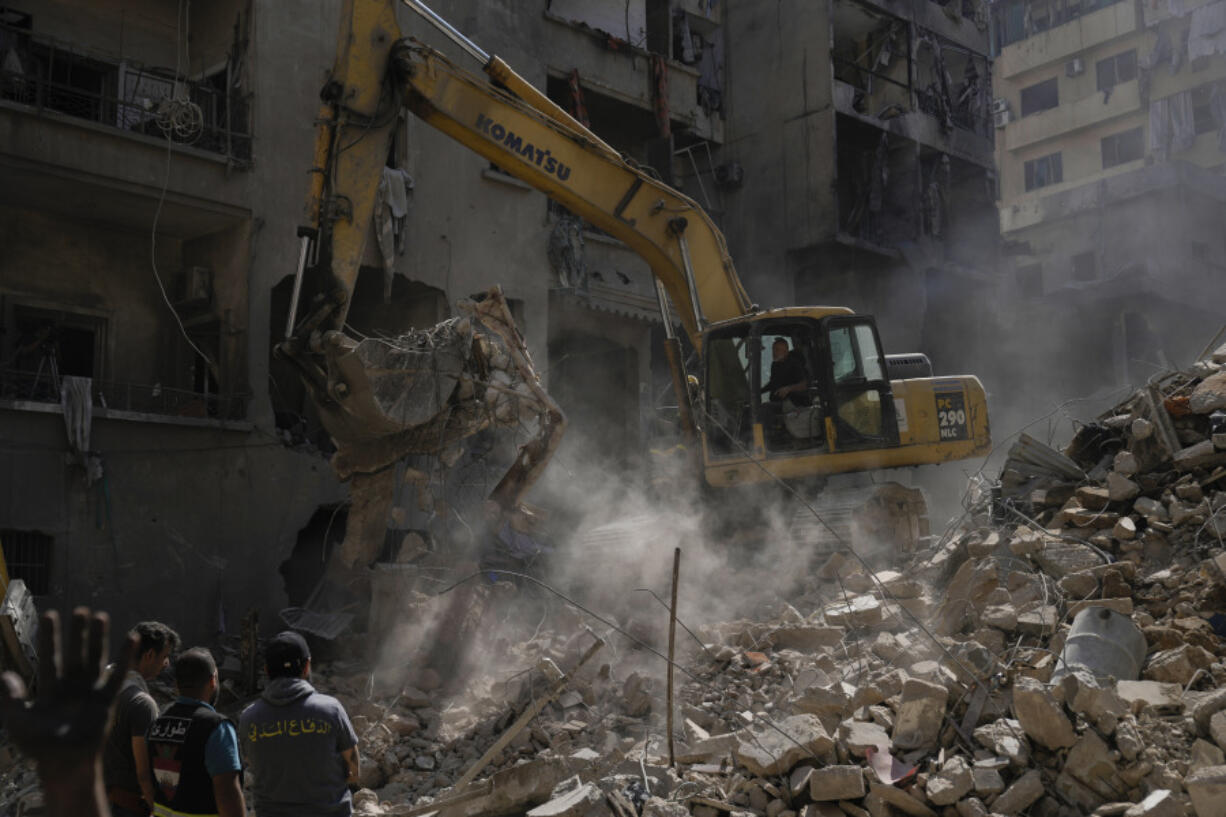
<box><xmin>285</xmin><ymin>235</ymin><xmax>311</xmax><ymax>339</ymax></box>
<box><xmin>654</xmin><ymin>279</ymin><xmax>676</xmax><ymax>340</ymax></box>
<box><xmin>400</xmin><ymin>0</ymin><xmax>489</xmax><ymax>64</ymax></box>
<box><xmin>666</xmin><ymin>547</ymin><xmax>681</xmax><ymax>768</ymax></box>
<box><xmin>670</xmin><ymin>220</ymin><xmax>706</xmax><ymax>330</ymax></box>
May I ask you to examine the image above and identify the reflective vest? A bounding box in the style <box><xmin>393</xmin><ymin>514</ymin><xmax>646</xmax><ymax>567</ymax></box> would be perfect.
<box><xmin>147</xmin><ymin>700</ymin><xmax>229</xmax><ymax>817</ymax></box>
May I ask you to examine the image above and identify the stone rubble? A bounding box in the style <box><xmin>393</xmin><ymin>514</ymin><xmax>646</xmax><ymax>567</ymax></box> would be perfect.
<box><xmin>3</xmin><ymin>360</ymin><xmax>1226</xmax><ymax>817</ymax></box>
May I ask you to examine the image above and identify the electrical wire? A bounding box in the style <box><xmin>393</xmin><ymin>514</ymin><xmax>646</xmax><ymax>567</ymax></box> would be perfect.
<box><xmin>150</xmin><ymin>0</ymin><xmax>216</xmax><ymax>377</ymax></box>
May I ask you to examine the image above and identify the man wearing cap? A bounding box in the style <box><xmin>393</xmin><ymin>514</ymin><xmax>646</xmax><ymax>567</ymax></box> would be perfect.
<box><xmin>146</xmin><ymin>648</ymin><xmax>245</xmax><ymax>817</ymax></box>
<box><xmin>239</xmin><ymin>632</ymin><xmax>360</xmax><ymax>816</ymax></box>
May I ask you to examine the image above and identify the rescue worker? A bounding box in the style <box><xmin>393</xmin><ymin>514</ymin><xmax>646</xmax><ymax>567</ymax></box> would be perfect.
<box><xmin>146</xmin><ymin>649</ymin><xmax>244</xmax><ymax>817</ymax></box>
<box><xmin>239</xmin><ymin>632</ymin><xmax>360</xmax><ymax>817</ymax></box>
<box><xmin>104</xmin><ymin>621</ymin><xmax>180</xmax><ymax>817</ymax></box>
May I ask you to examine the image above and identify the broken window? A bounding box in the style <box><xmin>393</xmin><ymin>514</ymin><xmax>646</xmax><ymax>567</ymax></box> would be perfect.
<box><xmin>832</xmin><ymin>1</ymin><xmax>912</xmax><ymax>117</ymax></box>
<box><xmin>1101</xmin><ymin>127</ymin><xmax>1143</xmax><ymax>168</ymax></box>
<box><xmin>0</xmin><ymin>530</ymin><xmax>52</xmax><ymax>596</ymax></box>
<box><xmin>1071</xmin><ymin>250</ymin><xmax>1097</xmax><ymax>281</ymax></box>
<box><xmin>1023</xmin><ymin>152</ymin><xmax>1063</xmax><ymax>191</ymax></box>
<box><xmin>1096</xmin><ymin>50</ymin><xmax>1137</xmax><ymax>91</ymax></box>
<box><xmin>1020</xmin><ymin>77</ymin><xmax>1059</xmax><ymax>116</ymax></box>
<box><xmin>2</xmin><ymin>306</ymin><xmax>104</xmax><ymax>402</ymax></box>
<box><xmin>1016</xmin><ymin>263</ymin><xmax>1044</xmax><ymax>296</ymax></box>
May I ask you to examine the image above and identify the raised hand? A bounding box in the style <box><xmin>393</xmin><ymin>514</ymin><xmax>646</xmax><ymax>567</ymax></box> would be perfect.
<box><xmin>0</xmin><ymin>607</ymin><xmax>136</xmax><ymax>817</ymax></box>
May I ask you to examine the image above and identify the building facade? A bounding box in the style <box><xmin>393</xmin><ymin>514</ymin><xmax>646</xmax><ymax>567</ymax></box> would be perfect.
<box><xmin>710</xmin><ymin>0</ymin><xmax>999</xmax><ymax>380</ymax></box>
<box><xmin>0</xmin><ymin>0</ymin><xmax>725</xmax><ymax>641</ymax></box>
<box><xmin>992</xmin><ymin>0</ymin><xmax>1226</xmax><ymax>419</ymax></box>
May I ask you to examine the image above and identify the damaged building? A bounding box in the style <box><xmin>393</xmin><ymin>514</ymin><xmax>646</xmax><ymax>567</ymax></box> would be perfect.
<box><xmin>0</xmin><ymin>0</ymin><xmax>732</xmax><ymax>639</ymax></box>
<box><xmin>992</xmin><ymin>0</ymin><xmax>1226</xmax><ymax>421</ymax></box>
<box><xmin>709</xmin><ymin>0</ymin><xmax>999</xmax><ymax>379</ymax></box>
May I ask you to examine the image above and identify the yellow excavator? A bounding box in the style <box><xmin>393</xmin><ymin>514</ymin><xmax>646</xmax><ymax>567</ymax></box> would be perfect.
<box><xmin>278</xmin><ymin>0</ymin><xmax>991</xmax><ymax>561</ymax></box>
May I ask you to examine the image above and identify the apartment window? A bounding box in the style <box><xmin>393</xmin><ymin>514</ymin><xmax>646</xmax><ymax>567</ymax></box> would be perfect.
<box><xmin>1071</xmin><ymin>251</ymin><xmax>1097</xmax><ymax>281</ymax></box>
<box><xmin>1101</xmin><ymin>127</ymin><xmax>1144</xmax><ymax>167</ymax></box>
<box><xmin>1024</xmin><ymin>153</ymin><xmax>1063</xmax><ymax>191</ymax></box>
<box><xmin>0</xmin><ymin>530</ymin><xmax>52</xmax><ymax>596</ymax></box>
<box><xmin>1020</xmin><ymin>78</ymin><xmax>1059</xmax><ymax>116</ymax></box>
<box><xmin>1193</xmin><ymin>85</ymin><xmax>1217</xmax><ymax>134</ymax></box>
<box><xmin>1096</xmin><ymin>50</ymin><xmax>1137</xmax><ymax>91</ymax></box>
<box><xmin>1016</xmin><ymin>263</ymin><xmax>1043</xmax><ymax>296</ymax></box>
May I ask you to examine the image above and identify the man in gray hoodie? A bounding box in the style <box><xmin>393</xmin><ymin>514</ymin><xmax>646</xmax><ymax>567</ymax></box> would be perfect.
<box><xmin>239</xmin><ymin>633</ymin><xmax>359</xmax><ymax>816</ymax></box>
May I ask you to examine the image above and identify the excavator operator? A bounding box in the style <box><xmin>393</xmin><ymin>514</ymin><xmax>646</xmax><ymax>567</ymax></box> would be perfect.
<box><xmin>760</xmin><ymin>338</ymin><xmax>810</xmax><ymax>440</ymax></box>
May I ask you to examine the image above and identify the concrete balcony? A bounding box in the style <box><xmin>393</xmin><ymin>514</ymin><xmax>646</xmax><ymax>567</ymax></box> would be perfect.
<box><xmin>834</xmin><ymin>80</ymin><xmax>995</xmax><ymax>167</ymax></box>
<box><xmin>997</xmin><ymin>0</ymin><xmax>1138</xmax><ymax>79</ymax></box>
<box><xmin>855</xmin><ymin>0</ymin><xmax>990</xmax><ymax>54</ymax></box>
<box><xmin>1003</xmin><ymin>78</ymin><xmax>1141</xmax><ymax>151</ymax></box>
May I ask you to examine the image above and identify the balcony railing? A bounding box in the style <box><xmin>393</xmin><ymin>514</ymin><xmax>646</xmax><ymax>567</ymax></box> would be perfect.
<box><xmin>0</xmin><ymin>368</ymin><xmax>248</xmax><ymax>422</ymax></box>
<box><xmin>0</xmin><ymin>21</ymin><xmax>251</xmax><ymax>164</ymax></box>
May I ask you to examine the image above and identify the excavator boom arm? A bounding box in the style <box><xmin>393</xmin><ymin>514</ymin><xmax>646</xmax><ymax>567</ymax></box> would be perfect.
<box><xmin>392</xmin><ymin>42</ymin><xmax>753</xmax><ymax>347</ymax></box>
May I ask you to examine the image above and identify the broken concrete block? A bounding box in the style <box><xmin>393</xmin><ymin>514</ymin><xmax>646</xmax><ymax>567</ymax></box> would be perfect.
<box><xmin>1059</xmin><ymin>571</ymin><xmax>1100</xmax><ymax>597</ymax></box>
<box><xmin>1145</xmin><ymin>645</ymin><xmax>1205</xmax><ymax>685</ymax></box>
<box><xmin>955</xmin><ymin>797</ymin><xmax>989</xmax><ymax>817</ymax></box>
<box><xmin>1110</xmin><ymin>519</ymin><xmax>1138</xmax><ymax>546</ymax></box>
<box><xmin>733</xmin><ymin>714</ymin><xmax>834</xmax><ymax>776</ymax></box>
<box><xmin>891</xmin><ymin>677</ymin><xmax>948</xmax><ymax>751</ymax></box>
<box><xmin>1114</xmin><ymin>450</ymin><xmax>1140</xmax><ymax>476</ymax></box>
<box><xmin>1134</xmin><ymin>497</ymin><xmax>1168</xmax><ymax>520</ymax></box>
<box><xmin>1012</xmin><ymin>676</ymin><xmax>1077</xmax><ymax>750</ymax></box>
<box><xmin>1123</xmin><ymin>790</ymin><xmax>1182</xmax><ymax>817</ymax></box>
<box><xmin>1175</xmin><ymin>440</ymin><xmax>1226</xmax><ymax>471</ymax></box>
<box><xmin>973</xmin><ymin>719</ymin><xmax>1031</xmax><ymax>766</ymax></box>
<box><xmin>981</xmin><ymin>604</ymin><xmax>1018</xmax><ymax>631</ymax></box>
<box><xmin>823</xmin><ymin>596</ymin><xmax>882</xmax><ymax>628</ymax></box>
<box><xmin>866</xmin><ymin>782</ymin><xmax>937</xmax><ymax>817</ymax></box>
<box><xmin>1191</xmin><ymin>373</ymin><xmax>1226</xmax><ymax>414</ymax></box>
<box><xmin>1108</xmin><ymin>472</ymin><xmax>1141</xmax><ymax>502</ymax></box>
<box><xmin>792</xmin><ymin>685</ymin><xmax>851</xmax><ymax>723</ymax></box>
<box><xmin>1192</xmin><ymin>739</ymin><xmax>1226</xmax><ymax>772</ymax></box>
<box><xmin>1133</xmin><ymin>418</ymin><xmax>1155</xmax><ymax>440</ymax></box>
<box><xmin>1057</xmin><ymin>731</ymin><xmax>1125</xmax><ymax>811</ymax></box>
<box><xmin>1077</xmin><ymin>486</ymin><xmax>1112</xmax><ymax>511</ymax></box>
<box><xmin>1186</xmin><ymin>765</ymin><xmax>1226</xmax><ymax>817</ymax></box>
<box><xmin>971</xmin><ymin>766</ymin><xmax>1004</xmax><ymax>796</ymax></box>
<box><xmin>925</xmin><ymin>756</ymin><xmax>972</xmax><ymax>806</ymax></box>
<box><xmin>642</xmin><ymin>799</ymin><xmax>691</xmax><ymax>817</ymax></box>
<box><xmin>1016</xmin><ymin>606</ymin><xmax>1059</xmax><ymax>635</ymax></box>
<box><xmin>1063</xmin><ymin>672</ymin><xmax>1128</xmax><ymax>731</ymax></box>
<box><xmin>1210</xmin><ymin>710</ymin><xmax>1226</xmax><ymax>753</ymax></box>
<box><xmin>990</xmin><ymin>769</ymin><xmax>1044</xmax><ymax>815</ymax></box>
<box><xmin>839</xmin><ymin>718</ymin><xmax>890</xmax><ymax>757</ymax></box>
<box><xmin>675</xmin><ymin>731</ymin><xmax>743</xmax><ymax>764</ymax></box>
<box><xmin>1194</xmin><ymin>688</ymin><xmax>1226</xmax><ymax>734</ymax></box>
<box><xmin>527</xmin><ymin>782</ymin><xmax>611</xmax><ymax>817</ymax></box>
<box><xmin>770</xmin><ymin>626</ymin><xmax>845</xmax><ymax>651</ymax></box>
<box><xmin>808</xmin><ymin>766</ymin><xmax>865</xmax><ymax>801</ymax></box>
<box><xmin>1117</xmin><ymin>680</ymin><xmax>1185</xmax><ymax>714</ymax></box>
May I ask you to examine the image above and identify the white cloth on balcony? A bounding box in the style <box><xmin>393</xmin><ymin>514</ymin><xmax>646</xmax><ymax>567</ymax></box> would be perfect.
<box><xmin>374</xmin><ymin>166</ymin><xmax>415</xmax><ymax>301</ymax></box>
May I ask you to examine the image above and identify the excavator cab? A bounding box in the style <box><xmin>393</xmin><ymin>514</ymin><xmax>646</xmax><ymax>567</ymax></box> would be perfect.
<box><xmin>703</xmin><ymin>311</ymin><xmax>899</xmax><ymax>462</ymax></box>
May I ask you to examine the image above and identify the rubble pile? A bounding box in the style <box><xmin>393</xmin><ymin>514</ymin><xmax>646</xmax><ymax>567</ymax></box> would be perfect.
<box><xmin>337</xmin><ymin>347</ymin><xmax>1226</xmax><ymax>817</ymax></box>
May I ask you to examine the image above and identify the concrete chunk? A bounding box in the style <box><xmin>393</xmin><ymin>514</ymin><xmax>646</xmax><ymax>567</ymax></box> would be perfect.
<box><xmin>973</xmin><ymin>718</ymin><xmax>1031</xmax><ymax>766</ymax></box>
<box><xmin>990</xmin><ymin>769</ymin><xmax>1044</xmax><ymax>815</ymax></box>
<box><xmin>808</xmin><ymin>766</ymin><xmax>865</xmax><ymax>801</ymax></box>
<box><xmin>891</xmin><ymin>677</ymin><xmax>948</xmax><ymax>751</ymax></box>
<box><xmin>1012</xmin><ymin>676</ymin><xmax>1077</xmax><ymax>750</ymax></box>
<box><xmin>733</xmin><ymin>714</ymin><xmax>834</xmax><ymax>776</ymax></box>
<box><xmin>1117</xmin><ymin>680</ymin><xmax>1185</xmax><ymax>714</ymax></box>
<box><xmin>1186</xmin><ymin>765</ymin><xmax>1226</xmax><ymax>817</ymax></box>
<box><xmin>526</xmin><ymin>782</ymin><xmax>611</xmax><ymax>817</ymax></box>
<box><xmin>866</xmin><ymin>782</ymin><xmax>937</xmax><ymax>817</ymax></box>
<box><xmin>925</xmin><ymin>756</ymin><xmax>972</xmax><ymax>806</ymax></box>
<box><xmin>971</xmin><ymin>766</ymin><xmax>1004</xmax><ymax>795</ymax></box>
<box><xmin>1123</xmin><ymin>790</ymin><xmax>1182</xmax><ymax>817</ymax></box>
<box><xmin>1107</xmin><ymin>472</ymin><xmax>1140</xmax><ymax>502</ymax></box>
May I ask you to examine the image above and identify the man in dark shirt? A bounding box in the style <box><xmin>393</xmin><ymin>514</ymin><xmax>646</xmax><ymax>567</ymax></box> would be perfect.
<box><xmin>103</xmin><ymin>621</ymin><xmax>179</xmax><ymax>817</ymax></box>
<box><xmin>761</xmin><ymin>339</ymin><xmax>809</xmax><ymax>438</ymax></box>
<box><xmin>239</xmin><ymin>632</ymin><xmax>360</xmax><ymax>817</ymax></box>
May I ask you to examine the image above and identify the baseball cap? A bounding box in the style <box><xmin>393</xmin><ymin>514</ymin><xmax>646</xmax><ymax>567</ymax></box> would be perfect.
<box><xmin>266</xmin><ymin>631</ymin><xmax>310</xmax><ymax>674</ymax></box>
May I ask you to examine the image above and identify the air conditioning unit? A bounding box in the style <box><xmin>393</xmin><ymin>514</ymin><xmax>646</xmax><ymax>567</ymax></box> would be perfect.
<box><xmin>177</xmin><ymin>266</ymin><xmax>213</xmax><ymax>308</ymax></box>
<box><xmin>991</xmin><ymin>97</ymin><xmax>1010</xmax><ymax>115</ymax></box>
<box><xmin>1066</xmin><ymin>57</ymin><xmax>1085</xmax><ymax>76</ymax></box>
<box><xmin>994</xmin><ymin>108</ymin><xmax>1012</xmax><ymax>128</ymax></box>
